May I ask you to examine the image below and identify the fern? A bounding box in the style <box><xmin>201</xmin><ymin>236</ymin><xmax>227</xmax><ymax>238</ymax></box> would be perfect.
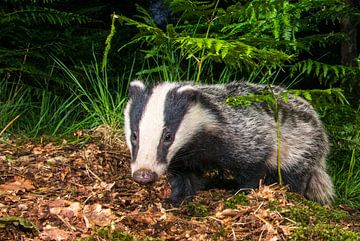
<box><xmin>113</xmin><ymin>0</ymin><xmax>356</xmax><ymax>83</ymax></box>
<box><xmin>0</xmin><ymin>0</ymin><xmax>102</xmax><ymax>88</ymax></box>
<box><xmin>291</xmin><ymin>60</ymin><xmax>355</xmax><ymax>85</ymax></box>
<box><xmin>227</xmin><ymin>88</ymin><xmax>348</xmax><ymax>108</ymax></box>
<box><xmin>1</xmin><ymin>7</ymin><xmax>91</xmax><ymax>25</ymax></box>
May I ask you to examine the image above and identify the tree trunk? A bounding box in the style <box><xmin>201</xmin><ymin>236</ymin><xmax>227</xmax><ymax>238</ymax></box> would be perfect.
<box><xmin>341</xmin><ymin>1</ymin><xmax>358</xmax><ymax>67</ymax></box>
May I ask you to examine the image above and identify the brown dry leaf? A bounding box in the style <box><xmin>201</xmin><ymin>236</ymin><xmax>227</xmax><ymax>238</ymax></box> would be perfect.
<box><xmin>39</xmin><ymin>225</ymin><xmax>73</xmax><ymax>241</ymax></box>
<box><xmin>5</xmin><ymin>194</ymin><xmax>21</xmax><ymax>202</ymax></box>
<box><xmin>33</xmin><ymin>147</ymin><xmax>44</xmax><ymax>155</ymax></box>
<box><xmin>18</xmin><ymin>155</ymin><xmax>35</xmax><ymax>163</ymax></box>
<box><xmin>46</xmin><ymin>156</ymin><xmax>68</xmax><ymax>165</ymax></box>
<box><xmin>60</xmin><ymin>166</ymin><xmax>70</xmax><ymax>181</ymax></box>
<box><xmin>48</xmin><ymin>199</ymin><xmax>72</xmax><ymax>208</ymax></box>
<box><xmin>216</xmin><ymin>208</ymin><xmax>239</xmax><ymax>218</ymax></box>
<box><xmin>0</xmin><ymin>176</ymin><xmax>35</xmax><ymax>194</ymax></box>
<box><xmin>83</xmin><ymin>203</ymin><xmax>116</xmax><ymax>228</ymax></box>
<box><xmin>269</xmin><ymin>236</ymin><xmax>279</xmax><ymax>241</ymax></box>
<box><xmin>93</xmin><ymin>181</ymin><xmax>115</xmax><ymax>191</ymax></box>
<box><xmin>49</xmin><ymin>201</ymin><xmax>81</xmax><ymax>218</ymax></box>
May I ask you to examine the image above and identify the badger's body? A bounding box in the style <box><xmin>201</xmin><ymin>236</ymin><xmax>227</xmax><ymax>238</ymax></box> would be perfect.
<box><xmin>124</xmin><ymin>80</ymin><xmax>334</xmax><ymax>204</ymax></box>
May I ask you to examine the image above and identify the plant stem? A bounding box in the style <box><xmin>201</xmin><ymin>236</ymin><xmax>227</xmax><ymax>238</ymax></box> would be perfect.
<box><xmin>269</xmin><ymin>85</ymin><xmax>283</xmax><ymax>186</ymax></box>
<box><xmin>102</xmin><ymin>13</ymin><xmax>118</xmax><ymax>73</ymax></box>
<box><xmin>275</xmin><ymin>100</ymin><xmax>283</xmax><ymax>186</ymax></box>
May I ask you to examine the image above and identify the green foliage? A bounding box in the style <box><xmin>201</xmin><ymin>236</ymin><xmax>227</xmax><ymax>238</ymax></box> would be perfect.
<box><xmin>290</xmin><ymin>60</ymin><xmax>355</xmax><ymax>85</ymax></box>
<box><xmin>81</xmin><ymin>227</ymin><xmax>136</xmax><ymax>241</ymax></box>
<box><xmin>112</xmin><ymin>0</ymin><xmax>357</xmax><ymax>84</ymax></box>
<box><xmin>226</xmin><ymin>87</ymin><xmax>348</xmax><ymax>108</ymax></box>
<box><xmin>53</xmin><ymin>55</ymin><xmax>128</xmax><ymax>133</ymax></box>
<box><xmin>0</xmin><ymin>51</ymin><xmax>130</xmax><ymax>140</ymax></box>
<box><xmin>0</xmin><ymin>0</ymin><xmax>106</xmax><ymax>92</ymax></box>
<box><xmin>185</xmin><ymin>202</ymin><xmax>209</xmax><ymax>217</ymax></box>
<box><xmin>285</xmin><ymin>193</ymin><xmax>348</xmax><ymax>224</ymax></box>
<box><xmin>0</xmin><ymin>76</ymin><xmax>86</xmax><ymax>137</ymax></box>
<box><xmin>291</xmin><ymin>224</ymin><xmax>360</xmax><ymax>241</ymax></box>
<box><xmin>0</xmin><ymin>216</ymin><xmax>39</xmax><ymax>234</ymax></box>
<box><xmin>211</xmin><ymin>227</ymin><xmax>227</xmax><ymax>241</ymax></box>
<box><xmin>102</xmin><ymin>13</ymin><xmax>118</xmax><ymax>72</ymax></box>
<box><xmin>321</xmin><ymin>104</ymin><xmax>360</xmax><ymax>209</ymax></box>
<box><xmin>224</xmin><ymin>193</ymin><xmax>249</xmax><ymax>209</ymax></box>
<box><xmin>81</xmin><ymin>227</ymin><xmax>163</xmax><ymax>241</ymax></box>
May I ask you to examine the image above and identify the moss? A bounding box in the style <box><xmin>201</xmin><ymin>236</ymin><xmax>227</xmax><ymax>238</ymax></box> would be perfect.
<box><xmin>290</xmin><ymin>224</ymin><xmax>360</xmax><ymax>241</ymax></box>
<box><xmin>211</xmin><ymin>227</ymin><xmax>227</xmax><ymax>241</ymax></box>
<box><xmin>81</xmin><ymin>228</ymin><xmax>135</xmax><ymax>241</ymax></box>
<box><xmin>79</xmin><ymin>228</ymin><xmax>164</xmax><ymax>241</ymax></box>
<box><xmin>224</xmin><ymin>193</ymin><xmax>249</xmax><ymax>209</ymax></box>
<box><xmin>186</xmin><ymin>202</ymin><xmax>209</xmax><ymax>217</ymax></box>
<box><xmin>141</xmin><ymin>238</ymin><xmax>163</xmax><ymax>241</ymax></box>
<box><xmin>284</xmin><ymin>193</ymin><xmax>348</xmax><ymax>225</ymax></box>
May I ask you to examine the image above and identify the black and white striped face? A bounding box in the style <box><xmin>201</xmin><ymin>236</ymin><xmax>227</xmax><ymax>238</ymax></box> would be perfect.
<box><xmin>124</xmin><ymin>80</ymin><xmax>217</xmax><ymax>184</ymax></box>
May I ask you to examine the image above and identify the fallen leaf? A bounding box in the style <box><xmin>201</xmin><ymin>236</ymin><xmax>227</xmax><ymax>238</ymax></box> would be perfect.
<box><xmin>33</xmin><ymin>147</ymin><xmax>43</xmax><ymax>155</ymax></box>
<box><xmin>83</xmin><ymin>203</ymin><xmax>116</xmax><ymax>228</ymax></box>
<box><xmin>18</xmin><ymin>155</ymin><xmax>35</xmax><ymax>163</ymax></box>
<box><xmin>0</xmin><ymin>176</ymin><xmax>35</xmax><ymax>194</ymax></box>
<box><xmin>49</xmin><ymin>201</ymin><xmax>81</xmax><ymax>218</ymax></box>
<box><xmin>46</xmin><ymin>156</ymin><xmax>68</xmax><ymax>165</ymax></box>
<box><xmin>216</xmin><ymin>208</ymin><xmax>239</xmax><ymax>218</ymax></box>
<box><xmin>39</xmin><ymin>225</ymin><xmax>72</xmax><ymax>241</ymax></box>
<box><xmin>93</xmin><ymin>181</ymin><xmax>115</xmax><ymax>191</ymax></box>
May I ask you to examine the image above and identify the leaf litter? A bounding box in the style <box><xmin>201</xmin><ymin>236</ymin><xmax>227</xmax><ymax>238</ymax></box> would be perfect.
<box><xmin>0</xmin><ymin>139</ymin><xmax>358</xmax><ymax>241</ymax></box>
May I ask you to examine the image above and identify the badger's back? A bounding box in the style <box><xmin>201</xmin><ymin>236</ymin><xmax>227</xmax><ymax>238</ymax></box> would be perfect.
<box><xmin>199</xmin><ymin>82</ymin><xmax>333</xmax><ymax>204</ymax></box>
<box><xmin>124</xmin><ymin>80</ymin><xmax>334</xmax><ymax>204</ymax></box>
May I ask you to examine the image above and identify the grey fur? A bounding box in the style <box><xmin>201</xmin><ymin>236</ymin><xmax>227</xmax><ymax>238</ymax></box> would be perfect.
<box><xmin>124</xmin><ymin>80</ymin><xmax>335</xmax><ymax>205</ymax></box>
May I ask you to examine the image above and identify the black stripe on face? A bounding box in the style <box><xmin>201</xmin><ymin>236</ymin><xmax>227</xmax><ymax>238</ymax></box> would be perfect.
<box><xmin>157</xmin><ymin>86</ymin><xmax>199</xmax><ymax>164</ymax></box>
<box><xmin>128</xmin><ymin>84</ymin><xmax>153</xmax><ymax>163</ymax></box>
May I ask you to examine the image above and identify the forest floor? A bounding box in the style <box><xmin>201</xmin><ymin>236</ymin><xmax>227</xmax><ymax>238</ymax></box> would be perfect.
<box><xmin>0</xmin><ymin>138</ymin><xmax>359</xmax><ymax>241</ymax></box>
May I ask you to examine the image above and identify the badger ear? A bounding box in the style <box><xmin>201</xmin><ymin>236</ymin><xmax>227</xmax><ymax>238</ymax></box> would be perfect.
<box><xmin>177</xmin><ymin>85</ymin><xmax>200</xmax><ymax>103</ymax></box>
<box><xmin>128</xmin><ymin>80</ymin><xmax>146</xmax><ymax>98</ymax></box>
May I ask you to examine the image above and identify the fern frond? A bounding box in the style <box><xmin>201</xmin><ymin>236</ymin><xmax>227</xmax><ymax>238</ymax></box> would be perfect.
<box><xmin>174</xmin><ymin>36</ymin><xmax>292</xmax><ymax>68</ymax></box>
<box><xmin>1</xmin><ymin>7</ymin><xmax>92</xmax><ymax>25</ymax></box>
<box><xmin>291</xmin><ymin>60</ymin><xmax>354</xmax><ymax>84</ymax></box>
<box><xmin>166</xmin><ymin>0</ymin><xmax>214</xmax><ymax>18</ymax></box>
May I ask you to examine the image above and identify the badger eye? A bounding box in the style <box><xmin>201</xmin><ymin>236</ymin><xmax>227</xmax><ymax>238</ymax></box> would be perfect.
<box><xmin>131</xmin><ymin>132</ymin><xmax>137</xmax><ymax>142</ymax></box>
<box><xmin>163</xmin><ymin>132</ymin><xmax>172</xmax><ymax>143</ymax></box>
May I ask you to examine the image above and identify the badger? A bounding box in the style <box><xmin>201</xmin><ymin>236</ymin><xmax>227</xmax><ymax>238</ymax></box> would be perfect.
<box><xmin>124</xmin><ymin>80</ymin><xmax>335</xmax><ymax>205</ymax></box>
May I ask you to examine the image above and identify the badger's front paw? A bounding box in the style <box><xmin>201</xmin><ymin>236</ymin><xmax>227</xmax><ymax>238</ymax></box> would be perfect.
<box><xmin>163</xmin><ymin>191</ymin><xmax>194</xmax><ymax>207</ymax></box>
<box><xmin>164</xmin><ymin>173</ymin><xmax>201</xmax><ymax>206</ymax></box>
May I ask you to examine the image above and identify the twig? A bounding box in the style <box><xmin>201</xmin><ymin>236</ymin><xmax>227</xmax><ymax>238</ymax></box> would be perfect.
<box><xmin>258</xmin><ymin>229</ymin><xmax>265</xmax><ymax>241</ymax></box>
<box><xmin>0</xmin><ymin>115</ymin><xmax>20</xmax><ymax>137</ymax></box>
<box><xmin>56</xmin><ymin>214</ymin><xmax>78</xmax><ymax>232</ymax></box>
<box><xmin>231</xmin><ymin>187</ymin><xmax>254</xmax><ymax>198</ymax></box>
<box><xmin>253</xmin><ymin>202</ymin><xmax>264</xmax><ymax>214</ymax></box>
<box><xmin>231</xmin><ymin>226</ymin><xmax>236</xmax><ymax>241</ymax></box>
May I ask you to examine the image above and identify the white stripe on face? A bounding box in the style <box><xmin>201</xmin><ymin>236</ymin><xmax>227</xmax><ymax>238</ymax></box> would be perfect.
<box><xmin>124</xmin><ymin>99</ymin><xmax>132</xmax><ymax>153</ymax></box>
<box><xmin>124</xmin><ymin>80</ymin><xmax>146</xmax><ymax>155</ymax></box>
<box><xmin>131</xmin><ymin>82</ymin><xmax>177</xmax><ymax>175</ymax></box>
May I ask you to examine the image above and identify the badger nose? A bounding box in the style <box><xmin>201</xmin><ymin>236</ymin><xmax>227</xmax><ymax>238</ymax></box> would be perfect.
<box><xmin>132</xmin><ymin>169</ymin><xmax>158</xmax><ymax>184</ymax></box>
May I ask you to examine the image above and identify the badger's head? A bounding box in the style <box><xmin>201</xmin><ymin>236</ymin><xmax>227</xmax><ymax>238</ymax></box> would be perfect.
<box><xmin>124</xmin><ymin>80</ymin><xmax>218</xmax><ymax>184</ymax></box>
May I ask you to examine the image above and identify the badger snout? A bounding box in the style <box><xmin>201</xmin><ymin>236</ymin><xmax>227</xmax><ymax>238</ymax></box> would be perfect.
<box><xmin>132</xmin><ymin>169</ymin><xmax>158</xmax><ymax>184</ymax></box>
